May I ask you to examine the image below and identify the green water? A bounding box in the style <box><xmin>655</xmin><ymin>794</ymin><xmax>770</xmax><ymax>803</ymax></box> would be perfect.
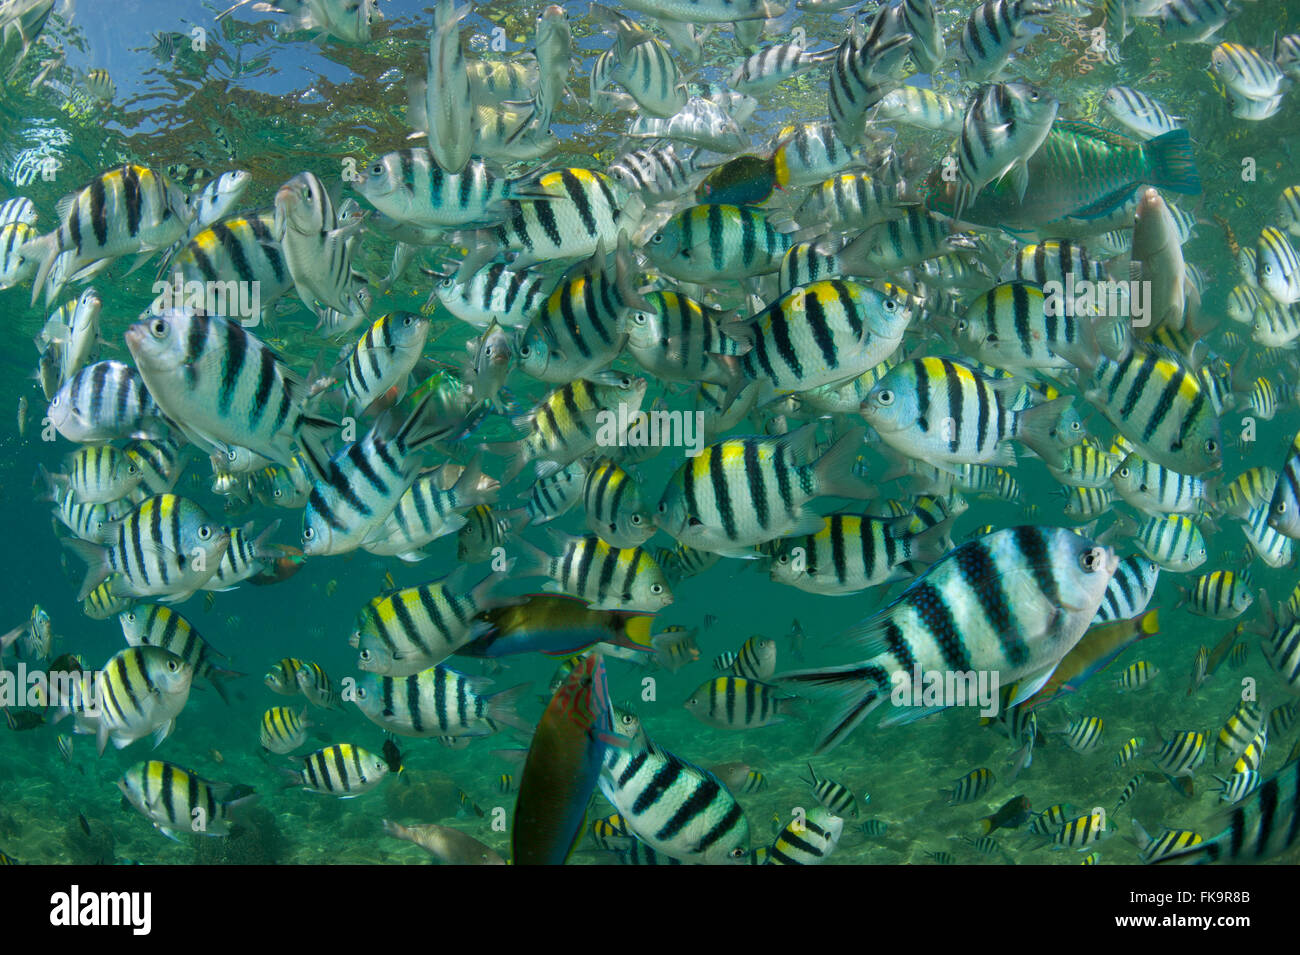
<box><xmin>0</xmin><ymin>0</ymin><xmax>1298</xmax><ymax>865</ymax></box>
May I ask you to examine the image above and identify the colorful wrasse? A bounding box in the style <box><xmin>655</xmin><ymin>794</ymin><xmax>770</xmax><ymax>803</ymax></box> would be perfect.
<box><xmin>1023</xmin><ymin>610</ymin><xmax>1159</xmax><ymax>710</ymax></box>
<box><xmin>464</xmin><ymin>593</ymin><xmax>655</xmax><ymax>658</ymax></box>
<box><xmin>512</xmin><ymin>652</ymin><xmax>619</xmax><ymax>865</ymax></box>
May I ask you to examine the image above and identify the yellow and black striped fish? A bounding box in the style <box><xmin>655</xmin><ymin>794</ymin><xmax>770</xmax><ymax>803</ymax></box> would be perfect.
<box><xmin>65</xmin><ymin>494</ymin><xmax>230</xmax><ymax>603</ymax></box>
<box><xmin>170</xmin><ymin>211</ymin><xmax>294</xmax><ymax>307</ymax></box>
<box><xmin>118</xmin><ymin>760</ymin><xmax>252</xmax><ymax>838</ymax></box>
<box><xmin>647</xmin><ymin>204</ymin><xmax>794</xmax><ymax>283</ymax></box>
<box><xmin>341</xmin><ymin>312</ymin><xmax>428</xmax><ymax>413</ymax></box>
<box><xmin>943</xmin><ymin>767</ymin><xmax>995</xmax><ymax>805</ymax></box>
<box><xmin>26</xmin><ymin>164</ymin><xmax>190</xmax><ymax>307</ymax></box>
<box><xmin>502</xmin><ymin>377</ymin><xmax>646</xmax><ymax>481</ymax></box>
<box><xmin>765</xmin><ymin>807</ymin><xmax>843</xmax><ymax>865</ymax></box>
<box><xmin>265</xmin><ymin>658</ymin><xmax>306</xmax><ymax>696</ymax></box>
<box><xmin>525</xmin><ymin>533</ymin><xmax>672</xmax><ymax>613</ymax></box>
<box><xmin>1179</xmin><ymin>571</ymin><xmax>1254</xmax><ymax>619</ymax></box>
<box><xmin>260</xmin><ymin>706</ymin><xmax>310</xmax><ymax>755</ymax></box>
<box><xmin>683</xmin><ymin>676</ymin><xmax>799</xmax><ymax>730</ymax></box>
<box><xmin>289</xmin><ymin>743</ymin><xmax>391</xmax><ymax>797</ymax></box>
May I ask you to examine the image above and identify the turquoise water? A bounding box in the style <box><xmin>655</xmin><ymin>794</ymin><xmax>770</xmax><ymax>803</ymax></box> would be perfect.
<box><xmin>0</xmin><ymin>0</ymin><xmax>1298</xmax><ymax>865</ymax></box>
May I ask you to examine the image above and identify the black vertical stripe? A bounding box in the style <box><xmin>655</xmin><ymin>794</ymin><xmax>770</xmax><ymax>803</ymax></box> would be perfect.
<box><xmin>89</xmin><ymin>174</ymin><xmax>109</xmax><ymax>247</ymax></box>
<box><xmin>123</xmin><ymin>166</ymin><xmax>143</xmax><ymax>238</ymax></box>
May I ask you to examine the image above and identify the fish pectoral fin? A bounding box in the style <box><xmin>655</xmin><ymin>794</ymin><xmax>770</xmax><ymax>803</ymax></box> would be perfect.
<box><xmin>1006</xmin><ymin>160</ymin><xmax>1030</xmax><ymax>203</ymax></box>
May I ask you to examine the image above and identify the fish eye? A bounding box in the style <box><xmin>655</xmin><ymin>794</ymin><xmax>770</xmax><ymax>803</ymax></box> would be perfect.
<box><xmin>273</xmin><ymin>488</ymin><xmax>284</xmax><ymax>498</ymax></box>
<box><xmin>876</xmin><ymin>389</ymin><xmax>894</xmax><ymax>406</ymax></box>
<box><xmin>630</xmin><ymin>514</ymin><xmax>642</xmax><ymax>525</ymax></box>
<box><xmin>1117</xmin><ymin>467</ymin><xmax>1129</xmax><ymax>478</ymax></box>
<box><xmin>621</xmin><ymin>714</ymin><xmax>635</xmax><ymax>726</ymax></box>
<box><xmin>167</xmin><ymin>660</ymin><xmax>179</xmax><ymax>672</ymax></box>
<box><xmin>1205</xmin><ymin>439</ymin><xmax>1218</xmax><ymax>454</ymax></box>
<box><xmin>303</xmin><ymin>527</ymin><xmax>316</xmax><ymax>541</ymax></box>
<box><xmin>1277</xmin><ymin>501</ymin><xmax>1288</xmax><ymax>514</ymax></box>
<box><xmin>150</xmin><ymin>319</ymin><xmax>168</xmax><ymax>338</ymax></box>
<box><xmin>658</xmin><ymin>502</ymin><xmax>668</xmax><ymax>513</ymax></box>
<box><xmin>439</xmin><ymin>278</ymin><xmax>453</xmax><ymax>289</ymax></box>
<box><xmin>403</xmin><ymin>315</ymin><xmax>414</xmax><ymax>326</ymax></box>
<box><xmin>359</xmin><ymin>649</ymin><xmax>371</xmax><ymax>661</ymax></box>
<box><xmin>650</xmin><ymin>583</ymin><xmax>663</xmax><ymax>594</ymax></box>
<box><xmin>197</xmin><ymin>525</ymin><xmax>213</xmax><ymax>540</ymax></box>
<box><xmin>369</xmin><ymin>162</ymin><xmax>383</xmax><ymax>176</ymax></box>
<box><xmin>651</xmin><ymin>234</ymin><xmax>664</xmax><ymax>244</ymax></box>
<box><xmin>227</xmin><ymin>449</ymin><xmax>239</xmax><ymax>462</ymax></box>
<box><xmin>955</xmin><ymin>319</ymin><xmax>966</xmax><ymax>332</ymax></box>
<box><xmin>730</xmin><ymin>847</ymin><xmax>746</xmax><ymax>858</ymax></box>
<box><xmin>884</xmin><ymin>298</ymin><xmax>897</xmax><ymax>311</ymax></box>
<box><xmin>519</xmin><ymin>344</ymin><xmax>531</xmax><ymax>356</ymax></box>
<box><xmin>355</xmin><ymin>687</ymin><xmax>367</xmax><ymax>700</ymax></box>
<box><xmin>633</xmin><ymin>313</ymin><xmax>647</xmax><ymax>324</ymax></box>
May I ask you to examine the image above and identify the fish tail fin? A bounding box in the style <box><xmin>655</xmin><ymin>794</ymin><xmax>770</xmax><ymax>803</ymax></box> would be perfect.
<box><xmin>904</xmin><ymin>516</ymin><xmax>955</xmax><ymax>567</ymax></box>
<box><xmin>776</xmin><ymin>663</ymin><xmax>890</xmax><ymax>754</ymax></box>
<box><xmin>296</xmin><ymin>415</ymin><xmax>339</xmax><ymax>482</ymax></box>
<box><xmin>33</xmin><ymin>463</ymin><xmax>63</xmax><ymax>502</ymax></box>
<box><xmin>63</xmin><ymin>537</ymin><xmax>111</xmax><ymax>602</ymax></box>
<box><xmin>613</xmin><ymin>230</ymin><xmax>651</xmax><ymax>313</ymax></box>
<box><xmin>482</xmin><ymin>440</ymin><xmax>528</xmax><ymax>482</ymax></box>
<box><xmin>249</xmin><ymin>519</ymin><xmax>283</xmax><ymax>560</ymax></box>
<box><xmin>470</xmin><ymin>562</ymin><xmax>525</xmax><ymax>614</ymax></box>
<box><xmin>453</xmin><ymin>455</ymin><xmax>501</xmax><ymax>509</ymax></box>
<box><xmin>208</xmin><ymin>666</ymin><xmax>246</xmax><ymax>705</ymax></box>
<box><xmin>1016</xmin><ymin>397</ymin><xmax>1076</xmax><ymax>460</ymax></box>
<box><xmin>396</xmin><ymin>391</ymin><xmax>460</xmax><ymax>454</ymax></box>
<box><xmin>487</xmin><ymin>682</ymin><xmax>535</xmax><ymax>735</ymax></box>
<box><xmin>1145</xmin><ymin>128</ymin><xmax>1201</xmax><ymax>196</ymax></box>
<box><xmin>813</xmin><ymin>425</ymin><xmax>874</xmax><ymax>500</ymax></box>
<box><xmin>511</xmin><ymin>536</ymin><xmax>552</xmax><ymax>579</ymax></box>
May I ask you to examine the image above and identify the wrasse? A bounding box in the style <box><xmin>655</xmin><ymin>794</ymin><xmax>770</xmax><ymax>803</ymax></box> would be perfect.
<box><xmin>512</xmin><ymin>652</ymin><xmax>622</xmax><ymax>865</ymax></box>
<box><xmin>464</xmin><ymin>593</ymin><xmax>654</xmax><ymax>658</ymax></box>
<box><xmin>1023</xmin><ymin>610</ymin><xmax>1159</xmax><ymax>710</ymax></box>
